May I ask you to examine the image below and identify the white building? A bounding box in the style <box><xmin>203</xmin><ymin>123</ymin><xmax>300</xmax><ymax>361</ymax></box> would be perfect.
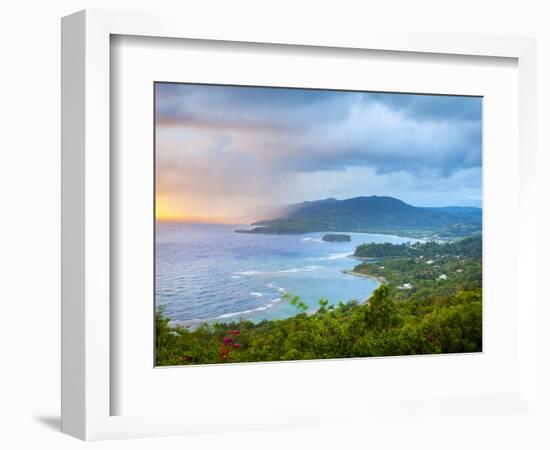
<box><xmin>438</xmin><ymin>274</ymin><xmax>448</xmax><ymax>280</ymax></box>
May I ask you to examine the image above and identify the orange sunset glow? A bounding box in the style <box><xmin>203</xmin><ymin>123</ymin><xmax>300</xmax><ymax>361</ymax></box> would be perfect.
<box><xmin>154</xmin><ymin>83</ymin><xmax>483</xmax><ymax>227</ymax></box>
<box><xmin>155</xmin><ymin>195</ymin><xmax>249</xmax><ymax>224</ymax></box>
<box><xmin>155</xmin><ymin>198</ymin><xmax>182</xmax><ymax>221</ymax></box>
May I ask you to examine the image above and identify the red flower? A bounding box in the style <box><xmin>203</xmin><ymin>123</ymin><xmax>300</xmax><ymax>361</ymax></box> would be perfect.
<box><xmin>232</xmin><ymin>343</ymin><xmax>241</xmax><ymax>349</ymax></box>
<box><xmin>230</xmin><ymin>330</ymin><xmax>240</xmax><ymax>335</ymax></box>
<box><xmin>427</xmin><ymin>334</ymin><xmax>434</xmax><ymax>342</ymax></box>
<box><xmin>182</xmin><ymin>354</ymin><xmax>192</xmax><ymax>362</ymax></box>
<box><xmin>219</xmin><ymin>347</ymin><xmax>229</xmax><ymax>358</ymax></box>
<box><xmin>223</xmin><ymin>336</ymin><xmax>234</xmax><ymax>345</ymax></box>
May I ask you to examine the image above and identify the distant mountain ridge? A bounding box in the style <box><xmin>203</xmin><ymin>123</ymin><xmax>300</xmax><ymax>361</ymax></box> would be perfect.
<box><xmin>235</xmin><ymin>196</ymin><xmax>481</xmax><ymax>238</ymax></box>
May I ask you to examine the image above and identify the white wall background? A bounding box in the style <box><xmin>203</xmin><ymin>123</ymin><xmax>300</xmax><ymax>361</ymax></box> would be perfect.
<box><xmin>0</xmin><ymin>1</ymin><xmax>548</xmax><ymax>449</ymax></box>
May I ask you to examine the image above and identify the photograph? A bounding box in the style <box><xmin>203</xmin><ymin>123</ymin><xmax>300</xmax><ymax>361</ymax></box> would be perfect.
<box><xmin>1</xmin><ymin>0</ymin><xmax>542</xmax><ymax>446</ymax></box>
<box><xmin>154</xmin><ymin>82</ymin><xmax>483</xmax><ymax>366</ymax></box>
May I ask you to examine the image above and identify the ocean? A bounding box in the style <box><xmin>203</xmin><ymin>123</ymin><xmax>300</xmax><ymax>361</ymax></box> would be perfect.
<box><xmin>155</xmin><ymin>223</ymin><xmax>416</xmax><ymax>327</ymax></box>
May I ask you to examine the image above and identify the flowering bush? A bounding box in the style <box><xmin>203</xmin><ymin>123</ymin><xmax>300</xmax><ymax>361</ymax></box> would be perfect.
<box><xmin>155</xmin><ymin>285</ymin><xmax>482</xmax><ymax>366</ymax></box>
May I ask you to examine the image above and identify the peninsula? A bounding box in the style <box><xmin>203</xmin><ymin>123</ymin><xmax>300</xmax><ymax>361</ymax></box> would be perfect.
<box><xmin>235</xmin><ymin>196</ymin><xmax>481</xmax><ymax>240</ymax></box>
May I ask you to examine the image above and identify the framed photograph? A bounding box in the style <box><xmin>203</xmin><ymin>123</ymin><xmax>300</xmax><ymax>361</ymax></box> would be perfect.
<box><xmin>62</xmin><ymin>9</ymin><xmax>538</xmax><ymax>441</ymax></box>
<box><xmin>153</xmin><ymin>82</ymin><xmax>484</xmax><ymax>366</ymax></box>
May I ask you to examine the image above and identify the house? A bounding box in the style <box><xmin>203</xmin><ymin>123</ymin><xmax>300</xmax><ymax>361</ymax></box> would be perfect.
<box><xmin>398</xmin><ymin>283</ymin><xmax>413</xmax><ymax>290</ymax></box>
<box><xmin>426</xmin><ymin>260</ymin><xmax>434</xmax><ymax>265</ymax></box>
<box><xmin>456</xmin><ymin>268</ymin><xmax>464</xmax><ymax>273</ymax></box>
<box><xmin>438</xmin><ymin>274</ymin><xmax>448</xmax><ymax>280</ymax></box>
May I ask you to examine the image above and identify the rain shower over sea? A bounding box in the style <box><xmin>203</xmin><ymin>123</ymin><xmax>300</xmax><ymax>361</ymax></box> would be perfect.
<box><xmin>156</xmin><ymin>223</ymin><xmax>416</xmax><ymax>327</ymax></box>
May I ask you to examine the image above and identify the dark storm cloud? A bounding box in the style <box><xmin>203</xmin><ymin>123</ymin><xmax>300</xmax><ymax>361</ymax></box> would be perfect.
<box><xmin>367</xmin><ymin>92</ymin><xmax>482</xmax><ymax>121</ymax></box>
<box><xmin>155</xmin><ymin>83</ymin><xmax>481</xmax><ymax>178</ymax></box>
<box><xmin>156</xmin><ymin>83</ymin><xmax>350</xmax><ymax>131</ymax></box>
<box><xmin>155</xmin><ymin>83</ymin><xmax>482</xmax><ymax>212</ymax></box>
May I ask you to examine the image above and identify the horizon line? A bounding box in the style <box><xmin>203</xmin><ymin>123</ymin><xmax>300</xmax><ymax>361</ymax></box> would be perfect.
<box><xmin>155</xmin><ymin>194</ymin><xmax>482</xmax><ymax>225</ymax></box>
<box><xmin>156</xmin><ymin>217</ymin><xmax>249</xmax><ymax>226</ymax></box>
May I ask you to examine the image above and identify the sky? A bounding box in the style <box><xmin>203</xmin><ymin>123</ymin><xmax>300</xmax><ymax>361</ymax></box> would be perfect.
<box><xmin>155</xmin><ymin>83</ymin><xmax>482</xmax><ymax>223</ymax></box>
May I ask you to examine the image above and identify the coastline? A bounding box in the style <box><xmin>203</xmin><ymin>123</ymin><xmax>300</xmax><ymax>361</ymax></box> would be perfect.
<box><xmin>160</xmin><ymin>225</ymin><xmax>396</xmax><ymax>329</ymax></box>
<box><xmin>341</xmin><ymin>269</ymin><xmax>386</xmax><ymax>284</ymax></box>
<box><xmin>347</xmin><ymin>254</ymin><xmax>368</xmax><ymax>261</ymax></box>
<box><xmin>235</xmin><ymin>227</ymin><xmax>426</xmax><ymax>242</ymax></box>
<box><xmin>169</xmin><ymin>265</ymin><xmax>381</xmax><ymax>330</ymax></box>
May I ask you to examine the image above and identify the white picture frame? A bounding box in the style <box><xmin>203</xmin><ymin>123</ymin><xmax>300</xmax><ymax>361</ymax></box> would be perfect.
<box><xmin>61</xmin><ymin>9</ymin><xmax>538</xmax><ymax>441</ymax></box>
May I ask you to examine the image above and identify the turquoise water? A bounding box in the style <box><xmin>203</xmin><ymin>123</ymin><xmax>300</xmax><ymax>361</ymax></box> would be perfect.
<box><xmin>156</xmin><ymin>223</ymin><xmax>416</xmax><ymax>326</ymax></box>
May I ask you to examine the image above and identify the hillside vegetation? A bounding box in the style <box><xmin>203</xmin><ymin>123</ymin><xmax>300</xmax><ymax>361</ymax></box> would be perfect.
<box><xmin>352</xmin><ymin>236</ymin><xmax>482</xmax><ymax>302</ymax></box>
<box><xmin>156</xmin><ymin>236</ymin><xmax>482</xmax><ymax>366</ymax></box>
<box><xmin>354</xmin><ymin>235</ymin><xmax>482</xmax><ymax>259</ymax></box>
<box><xmin>235</xmin><ymin>196</ymin><xmax>481</xmax><ymax>239</ymax></box>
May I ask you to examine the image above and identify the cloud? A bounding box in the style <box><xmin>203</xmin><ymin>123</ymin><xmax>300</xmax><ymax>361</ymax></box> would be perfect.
<box><xmin>270</xmin><ymin>98</ymin><xmax>481</xmax><ymax>176</ymax></box>
<box><xmin>289</xmin><ymin>166</ymin><xmax>482</xmax><ymax>207</ymax></box>
<box><xmin>367</xmin><ymin>92</ymin><xmax>482</xmax><ymax>121</ymax></box>
<box><xmin>155</xmin><ymin>83</ymin><xmax>349</xmax><ymax>132</ymax></box>
<box><xmin>155</xmin><ymin>83</ymin><xmax>482</xmax><ymax>218</ymax></box>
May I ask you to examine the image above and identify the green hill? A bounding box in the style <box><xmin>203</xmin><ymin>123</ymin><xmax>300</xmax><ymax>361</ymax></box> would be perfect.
<box><xmin>235</xmin><ymin>196</ymin><xmax>481</xmax><ymax>238</ymax></box>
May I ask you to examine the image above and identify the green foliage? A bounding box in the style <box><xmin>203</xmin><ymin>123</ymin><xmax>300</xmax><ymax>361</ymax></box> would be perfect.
<box><xmin>234</xmin><ymin>196</ymin><xmax>481</xmax><ymax>238</ymax></box>
<box><xmin>155</xmin><ymin>235</ymin><xmax>483</xmax><ymax>366</ymax></box>
<box><xmin>284</xmin><ymin>292</ymin><xmax>308</xmax><ymax>312</ymax></box>
<box><xmin>155</xmin><ymin>284</ymin><xmax>482</xmax><ymax>366</ymax></box>
<box><xmin>352</xmin><ymin>236</ymin><xmax>482</xmax><ymax>302</ymax></box>
<box><xmin>318</xmin><ymin>298</ymin><xmax>329</xmax><ymax>313</ymax></box>
<box><xmin>363</xmin><ymin>285</ymin><xmax>401</xmax><ymax>332</ymax></box>
<box><xmin>354</xmin><ymin>235</ymin><xmax>482</xmax><ymax>258</ymax></box>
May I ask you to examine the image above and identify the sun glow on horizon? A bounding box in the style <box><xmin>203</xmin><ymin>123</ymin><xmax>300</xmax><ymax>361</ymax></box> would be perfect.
<box><xmin>155</xmin><ymin>83</ymin><xmax>482</xmax><ymax>211</ymax></box>
<box><xmin>156</xmin><ymin>215</ymin><xmax>242</xmax><ymax>225</ymax></box>
<box><xmin>155</xmin><ymin>197</ymin><xmax>249</xmax><ymax>225</ymax></box>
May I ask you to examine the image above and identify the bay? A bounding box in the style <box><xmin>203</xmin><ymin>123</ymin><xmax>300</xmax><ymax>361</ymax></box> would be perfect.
<box><xmin>156</xmin><ymin>222</ymin><xmax>417</xmax><ymax>327</ymax></box>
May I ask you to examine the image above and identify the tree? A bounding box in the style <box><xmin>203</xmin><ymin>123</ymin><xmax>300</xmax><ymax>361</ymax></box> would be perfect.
<box><xmin>364</xmin><ymin>285</ymin><xmax>400</xmax><ymax>332</ymax></box>
<box><xmin>283</xmin><ymin>292</ymin><xmax>308</xmax><ymax>313</ymax></box>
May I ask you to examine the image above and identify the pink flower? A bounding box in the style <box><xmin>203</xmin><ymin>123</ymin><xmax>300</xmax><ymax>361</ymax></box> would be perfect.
<box><xmin>427</xmin><ymin>334</ymin><xmax>434</xmax><ymax>342</ymax></box>
<box><xmin>223</xmin><ymin>336</ymin><xmax>234</xmax><ymax>345</ymax></box>
<box><xmin>230</xmin><ymin>330</ymin><xmax>240</xmax><ymax>335</ymax></box>
<box><xmin>232</xmin><ymin>343</ymin><xmax>241</xmax><ymax>349</ymax></box>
